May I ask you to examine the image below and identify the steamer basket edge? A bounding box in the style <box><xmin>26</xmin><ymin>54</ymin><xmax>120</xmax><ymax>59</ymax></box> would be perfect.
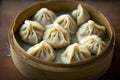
<box><xmin>8</xmin><ymin>0</ymin><xmax>116</xmax><ymax>80</ymax></box>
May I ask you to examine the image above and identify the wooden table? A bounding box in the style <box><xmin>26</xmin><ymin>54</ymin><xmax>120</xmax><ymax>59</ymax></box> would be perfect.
<box><xmin>0</xmin><ymin>0</ymin><xmax>120</xmax><ymax>80</ymax></box>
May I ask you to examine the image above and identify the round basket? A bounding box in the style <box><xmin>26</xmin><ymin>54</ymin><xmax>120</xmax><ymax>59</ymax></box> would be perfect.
<box><xmin>9</xmin><ymin>0</ymin><xmax>115</xmax><ymax>80</ymax></box>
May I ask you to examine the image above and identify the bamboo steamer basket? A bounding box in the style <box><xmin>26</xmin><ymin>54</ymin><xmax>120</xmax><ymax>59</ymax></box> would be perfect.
<box><xmin>9</xmin><ymin>0</ymin><xmax>116</xmax><ymax>80</ymax></box>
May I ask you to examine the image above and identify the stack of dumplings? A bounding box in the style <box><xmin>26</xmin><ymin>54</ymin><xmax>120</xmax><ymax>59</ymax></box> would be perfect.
<box><xmin>19</xmin><ymin>4</ymin><xmax>107</xmax><ymax>64</ymax></box>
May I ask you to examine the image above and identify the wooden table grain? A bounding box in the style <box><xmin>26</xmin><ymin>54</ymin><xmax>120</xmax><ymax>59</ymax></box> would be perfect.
<box><xmin>0</xmin><ymin>0</ymin><xmax>120</xmax><ymax>80</ymax></box>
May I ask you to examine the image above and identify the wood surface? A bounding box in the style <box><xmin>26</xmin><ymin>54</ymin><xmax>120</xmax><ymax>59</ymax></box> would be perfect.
<box><xmin>0</xmin><ymin>0</ymin><xmax>120</xmax><ymax>80</ymax></box>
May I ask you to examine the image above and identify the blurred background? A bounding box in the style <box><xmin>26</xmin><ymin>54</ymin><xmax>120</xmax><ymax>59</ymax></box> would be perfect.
<box><xmin>0</xmin><ymin>0</ymin><xmax>120</xmax><ymax>80</ymax></box>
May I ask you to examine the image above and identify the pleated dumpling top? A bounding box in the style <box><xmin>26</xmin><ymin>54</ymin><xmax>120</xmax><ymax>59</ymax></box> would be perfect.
<box><xmin>43</xmin><ymin>23</ymin><xmax>71</xmax><ymax>49</ymax></box>
<box><xmin>19</xmin><ymin>20</ymin><xmax>45</xmax><ymax>44</ymax></box>
<box><xmin>33</xmin><ymin>8</ymin><xmax>57</xmax><ymax>27</ymax></box>
<box><xmin>27</xmin><ymin>40</ymin><xmax>56</xmax><ymax>62</ymax></box>
<box><xmin>61</xmin><ymin>43</ymin><xmax>91</xmax><ymax>64</ymax></box>
<box><xmin>72</xmin><ymin>4</ymin><xmax>90</xmax><ymax>26</ymax></box>
<box><xmin>54</xmin><ymin>14</ymin><xmax>77</xmax><ymax>35</ymax></box>
<box><xmin>76</xmin><ymin>20</ymin><xmax>106</xmax><ymax>41</ymax></box>
<box><xmin>79</xmin><ymin>35</ymin><xmax>106</xmax><ymax>55</ymax></box>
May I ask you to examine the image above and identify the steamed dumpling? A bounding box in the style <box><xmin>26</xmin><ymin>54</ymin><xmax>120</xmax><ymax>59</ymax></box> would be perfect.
<box><xmin>72</xmin><ymin>4</ymin><xmax>90</xmax><ymax>26</ymax></box>
<box><xmin>43</xmin><ymin>23</ymin><xmax>71</xmax><ymax>49</ymax></box>
<box><xmin>54</xmin><ymin>14</ymin><xmax>77</xmax><ymax>35</ymax></box>
<box><xmin>27</xmin><ymin>40</ymin><xmax>56</xmax><ymax>62</ymax></box>
<box><xmin>79</xmin><ymin>35</ymin><xmax>106</xmax><ymax>55</ymax></box>
<box><xmin>19</xmin><ymin>20</ymin><xmax>45</xmax><ymax>44</ymax></box>
<box><xmin>33</xmin><ymin>8</ymin><xmax>56</xmax><ymax>27</ymax></box>
<box><xmin>76</xmin><ymin>20</ymin><xmax>106</xmax><ymax>41</ymax></box>
<box><xmin>61</xmin><ymin>43</ymin><xmax>91</xmax><ymax>64</ymax></box>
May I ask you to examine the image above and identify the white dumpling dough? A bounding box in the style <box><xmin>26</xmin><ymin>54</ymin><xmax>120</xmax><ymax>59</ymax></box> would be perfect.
<box><xmin>54</xmin><ymin>14</ymin><xmax>77</xmax><ymax>35</ymax></box>
<box><xmin>76</xmin><ymin>20</ymin><xmax>106</xmax><ymax>41</ymax></box>
<box><xmin>43</xmin><ymin>23</ymin><xmax>71</xmax><ymax>49</ymax></box>
<box><xmin>72</xmin><ymin>4</ymin><xmax>90</xmax><ymax>26</ymax></box>
<box><xmin>27</xmin><ymin>40</ymin><xmax>56</xmax><ymax>62</ymax></box>
<box><xmin>61</xmin><ymin>43</ymin><xmax>91</xmax><ymax>64</ymax></box>
<box><xmin>79</xmin><ymin>35</ymin><xmax>106</xmax><ymax>55</ymax></box>
<box><xmin>33</xmin><ymin>8</ymin><xmax>56</xmax><ymax>27</ymax></box>
<box><xmin>19</xmin><ymin>20</ymin><xmax>45</xmax><ymax>44</ymax></box>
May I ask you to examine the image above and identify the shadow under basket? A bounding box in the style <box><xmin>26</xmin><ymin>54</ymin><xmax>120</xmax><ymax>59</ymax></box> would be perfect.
<box><xmin>9</xmin><ymin>0</ymin><xmax>116</xmax><ymax>80</ymax></box>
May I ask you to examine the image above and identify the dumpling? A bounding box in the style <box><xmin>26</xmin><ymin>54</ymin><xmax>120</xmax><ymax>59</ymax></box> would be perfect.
<box><xmin>72</xmin><ymin>4</ymin><xmax>90</xmax><ymax>26</ymax></box>
<box><xmin>61</xmin><ymin>43</ymin><xmax>91</xmax><ymax>64</ymax></box>
<box><xmin>54</xmin><ymin>14</ymin><xmax>77</xmax><ymax>35</ymax></box>
<box><xmin>43</xmin><ymin>23</ymin><xmax>71</xmax><ymax>49</ymax></box>
<box><xmin>19</xmin><ymin>20</ymin><xmax>45</xmax><ymax>44</ymax></box>
<box><xmin>76</xmin><ymin>20</ymin><xmax>106</xmax><ymax>41</ymax></box>
<box><xmin>27</xmin><ymin>40</ymin><xmax>56</xmax><ymax>62</ymax></box>
<box><xmin>79</xmin><ymin>35</ymin><xmax>106</xmax><ymax>55</ymax></box>
<box><xmin>33</xmin><ymin>8</ymin><xmax>56</xmax><ymax>27</ymax></box>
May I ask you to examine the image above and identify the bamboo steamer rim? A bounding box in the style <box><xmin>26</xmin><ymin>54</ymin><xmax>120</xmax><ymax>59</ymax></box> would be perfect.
<box><xmin>9</xmin><ymin>0</ymin><xmax>115</xmax><ymax>67</ymax></box>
